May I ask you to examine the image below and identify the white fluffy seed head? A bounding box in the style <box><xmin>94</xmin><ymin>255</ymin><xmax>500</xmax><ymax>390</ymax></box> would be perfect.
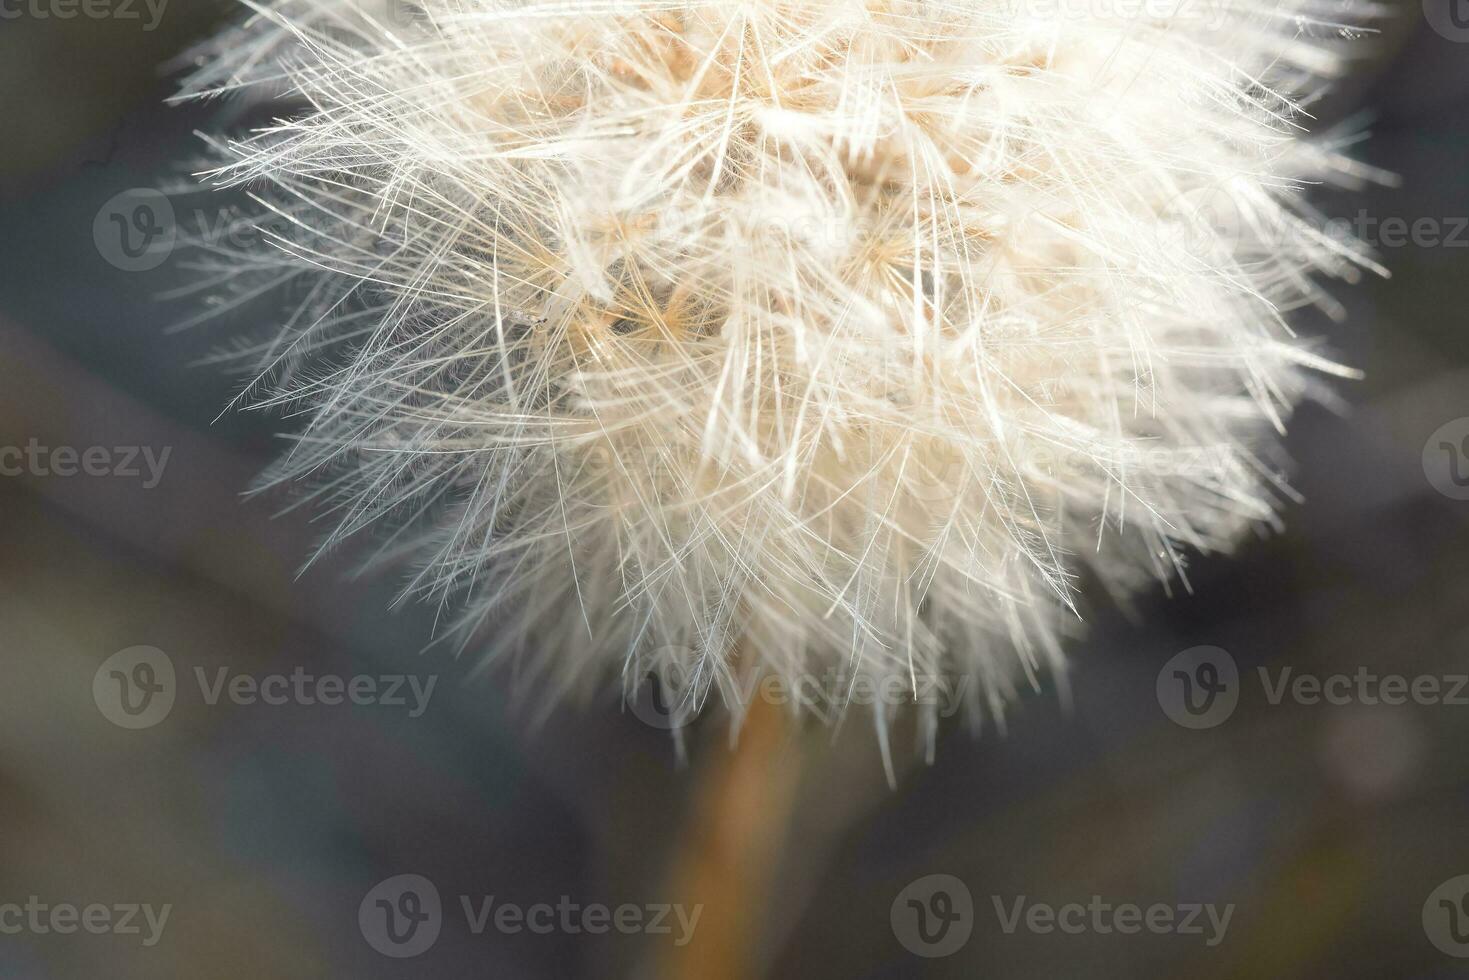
<box><xmin>181</xmin><ymin>0</ymin><xmax>1379</xmax><ymax>740</ymax></box>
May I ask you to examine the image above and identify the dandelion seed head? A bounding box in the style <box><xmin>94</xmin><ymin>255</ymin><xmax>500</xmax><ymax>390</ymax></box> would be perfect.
<box><xmin>181</xmin><ymin>0</ymin><xmax>1379</xmax><ymax>738</ymax></box>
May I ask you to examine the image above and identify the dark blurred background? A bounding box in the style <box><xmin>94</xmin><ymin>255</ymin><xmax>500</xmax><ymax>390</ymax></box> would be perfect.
<box><xmin>1</xmin><ymin>3</ymin><xmax>1468</xmax><ymax>977</ymax></box>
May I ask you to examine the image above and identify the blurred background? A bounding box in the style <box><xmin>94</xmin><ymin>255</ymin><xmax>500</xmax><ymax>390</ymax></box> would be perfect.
<box><xmin>2</xmin><ymin>2</ymin><xmax>1468</xmax><ymax>977</ymax></box>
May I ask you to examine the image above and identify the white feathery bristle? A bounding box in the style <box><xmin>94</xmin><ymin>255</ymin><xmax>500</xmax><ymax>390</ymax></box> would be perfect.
<box><xmin>179</xmin><ymin>0</ymin><xmax>1380</xmax><ymax>741</ymax></box>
